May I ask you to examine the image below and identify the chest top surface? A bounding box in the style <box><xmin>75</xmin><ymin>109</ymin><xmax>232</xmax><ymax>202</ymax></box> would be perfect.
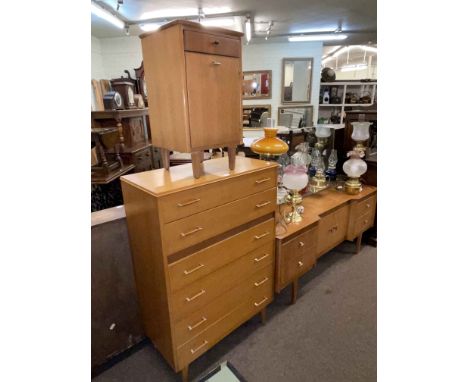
<box><xmin>121</xmin><ymin>156</ymin><xmax>278</xmax><ymax>197</ymax></box>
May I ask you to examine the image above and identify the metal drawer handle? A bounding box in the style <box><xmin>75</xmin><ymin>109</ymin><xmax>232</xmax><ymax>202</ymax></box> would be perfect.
<box><xmin>211</xmin><ymin>61</ymin><xmax>221</xmax><ymax>65</ymax></box>
<box><xmin>177</xmin><ymin>198</ymin><xmax>201</xmax><ymax>207</ymax></box>
<box><xmin>256</xmin><ymin>201</ymin><xmax>271</xmax><ymax>208</ymax></box>
<box><xmin>183</xmin><ymin>263</ymin><xmax>205</xmax><ymax>275</ymax></box>
<box><xmin>190</xmin><ymin>340</ymin><xmax>208</xmax><ymax>354</ymax></box>
<box><xmin>254</xmin><ymin>296</ymin><xmax>268</xmax><ymax>307</ymax></box>
<box><xmin>185</xmin><ymin>289</ymin><xmax>206</xmax><ymax>302</ymax></box>
<box><xmin>255</xmin><ymin>177</ymin><xmax>270</xmax><ymax>184</ymax></box>
<box><xmin>212</xmin><ymin>40</ymin><xmax>220</xmax><ymax>45</ymax></box>
<box><xmin>180</xmin><ymin>226</ymin><xmax>203</xmax><ymax>237</ymax></box>
<box><xmin>254</xmin><ymin>232</ymin><xmax>270</xmax><ymax>240</ymax></box>
<box><xmin>299</xmin><ymin>241</ymin><xmax>305</xmax><ymax>247</ymax></box>
<box><xmin>298</xmin><ymin>261</ymin><xmax>304</xmax><ymax>267</ymax></box>
<box><xmin>254</xmin><ymin>277</ymin><xmax>269</xmax><ymax>287</ymax></box>
<box><xmin>188</xmin><ymin>316</ymin><xmax>207</xmax><ymax>331</ymax></box>
<box><xmin>254</xmin><ymin>253</ymin><xmax>270</xmax><ymax>263</ymax></box>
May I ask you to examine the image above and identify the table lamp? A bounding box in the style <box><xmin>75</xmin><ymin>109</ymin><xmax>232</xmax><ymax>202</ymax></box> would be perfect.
<box><xmin>351</xmin><ymin>122</ymin><xmax>371</xmax><ymax>156</ymax></box>
<box><xmin>314</xmin><ymin>125</ymin><xmax>332</xmax><ymax>151</ymax></box>
<box><xmin>282</xmin><ymin>165</ymin><xmax>309</xmax><ymax>223</ymax></box>
<box><xmin>343</xmin><ymin>150</ymin><xmax>367</xmax><ymax>194</ymax></box>
<box><xmin>251</xmin><ymin>118</ymin><xmax>289</xmax><ymax>160</ymax></box>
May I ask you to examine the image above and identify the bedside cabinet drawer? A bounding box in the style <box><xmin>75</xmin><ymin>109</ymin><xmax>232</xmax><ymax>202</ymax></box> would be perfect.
<box><xmin>352</xmin><ymin>211</ymin><xmax>374</xmax><ymax>238</ymax></box>
<box><xmin>174</xmin><ymin>265</ymin><xmax>273</xmax><ymax>347</ymax></box>
<box><xmin>278</xmin><ymin>226</ymin><xmax>317</xmax><ymax>289</ymax></box>
<box><xmin>163</xmin><ymin>187</ymin><xmax>276</xmax><ymax>255</ymax></box>
<box><xmin>184</xmin><ymin>30</ymin><xmax>241</xmax><ymax>58</ymax></box>
<box><xmin>159</xmin><ymin>168</ymin><xmax>277</xmax><ymax>223</ymax></box>
<box><xmin>168</xmin><ymin>218</ymin><xmax>274</xmax><ymax>292</ymax></box>
<box><xmin>317</xmin><ymin>205</ymin><xmax>349</xmax><ymax>256</ymax></box>
<box><xmin>352</xmin><ymin>194</ymin><xmax>376</xmax><ymax>218</ymax></box>
<box><xmin>171</xmin><ymin>242</ymin><xmax>274</xmax><ymax>321</ymax></box>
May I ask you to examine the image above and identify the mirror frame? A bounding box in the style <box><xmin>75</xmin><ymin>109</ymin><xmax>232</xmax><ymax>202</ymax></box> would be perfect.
<box><xmin>242</xmin><ymin>104</ymin><xmax>272</xmax><ymax>130</ymax></box>
<box><xmin>277</xmin><ymin>105</ymin><xmax>314</xmax><ymax>129</ymax></box>
<box><xmin>281</xmin><ymin>57</ymin><xmax>313</xmax><ymax>104</ymax></box>
<box><xmin>242</xmin><ymin>70</ymin><xmax>272</xmax><ymax>100</ymax></box>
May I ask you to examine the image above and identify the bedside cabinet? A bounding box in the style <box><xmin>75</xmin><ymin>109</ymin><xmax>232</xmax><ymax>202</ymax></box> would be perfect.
<box><xmin>121</xmin><ymin>157</ymin><xmax>277</xmax><ymax>382</ymax></box>
<box><xmin>140</xmin><ymin>20</ymin><xmax>243</xmax><ymax>178</ymax></box>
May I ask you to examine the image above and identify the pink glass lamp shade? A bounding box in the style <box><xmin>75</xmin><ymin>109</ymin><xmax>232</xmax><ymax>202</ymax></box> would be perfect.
<box><xmin>282</xmin><ymin>165</ymin><xmax>309</xmax><ymax>191</ymax></box>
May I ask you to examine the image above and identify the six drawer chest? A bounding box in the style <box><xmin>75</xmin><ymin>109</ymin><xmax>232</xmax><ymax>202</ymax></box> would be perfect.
<box><xmin>121</xmin><ymin>156</ymin><xmax>278</xmax><ymax>381</ymax></box>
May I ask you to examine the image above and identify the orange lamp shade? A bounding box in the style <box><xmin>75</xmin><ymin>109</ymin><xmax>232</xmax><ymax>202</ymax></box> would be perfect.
<box><xmin>251</xmin><ymin>128</ymin><xmax>289</xmax><ymax>156</ymax></box>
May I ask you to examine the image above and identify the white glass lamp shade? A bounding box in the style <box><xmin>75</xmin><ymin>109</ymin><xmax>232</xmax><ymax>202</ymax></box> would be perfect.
<box><xmin>315</xmin><ymin>126</ymin><xmax>332</xmax><ymax>138</ymax></box>
<box><xmin>282</xmin><ymin>165</ymin><xmax>309</xmax><ymax>191</ymax></box>
<box><xmin>343</xmin><ymin>157</ymin><xmax>367</xmax><ymax>177</ymax></box>
<box><xmin>351</xmin><ymin>122</ymin><xmax>371</xmax><ymax>141</ymax></box>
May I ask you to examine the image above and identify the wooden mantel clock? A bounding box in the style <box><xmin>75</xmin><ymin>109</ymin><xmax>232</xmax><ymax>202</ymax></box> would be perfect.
<box><xmin>110</xmin><ymin>79</ymin><xmax>137</xmax><ymax>109</ymax></box>
<box><xmin>134</xmin><ymin>61</ymin><xmax>147</xmax><ymax>104</ymax></box>
<box><xmin>140</xmin><ymin>20</ymin><xmax>244</xmax><ymax>178</ymax></box>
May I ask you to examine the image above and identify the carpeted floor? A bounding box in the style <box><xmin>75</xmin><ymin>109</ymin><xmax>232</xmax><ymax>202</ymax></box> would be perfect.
<box><xmin>93</xmin><ymin>241</ymin><xmax>376</xmax><ymax>382</ymax></box>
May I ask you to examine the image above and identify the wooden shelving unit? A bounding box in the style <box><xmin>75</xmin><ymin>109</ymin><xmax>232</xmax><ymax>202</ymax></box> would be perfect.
<box><xmin>318</xmin><ymin>81</ymin><xmax>377</xmax><ymax>125</ymax></box>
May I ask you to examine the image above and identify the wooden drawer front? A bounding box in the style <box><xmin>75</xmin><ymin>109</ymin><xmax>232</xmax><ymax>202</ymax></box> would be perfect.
<box><xmin>159</xmin><ymin>168</ymin><xmax>277</xmax><ymax>223</ymax></box>
<box><xmin>163</xmin><ymin>188</ymin><xmax>276</xmax><ymax>255</ymax></box>
<box><xmin>174</xmin><ymin>265</ymin><xmax>273</xmax><ymax>347</ymax></box>
<box><xmin>317</xmin><ymin>206</ymin><xmax>350</xmax><ymax>256</ymax></box>
<box><xmin>184</xmin><ymin>30</ymin><xmax>241</xmax><ymax>58</ymax></box>
<box><xmin>133</xmin><ymin>148</ymin><xmax>153</xmax><ymax>172</ymax></box>
<box><xmin>171</xmin><ymin>242</ymin><xmax>274</xmax><ymax>321</ymax></box>
<box><xmin>279</xmin><ymin>227</ymin><xmax>317</xmax><ymax>288</ymax></box>
<box><xmin>176</xmin><ymin>277</ymin><xmax>273</xmax><ymax>368</ymax></box>
<box><xmin>168</xmin><ymin>218</ymin><xmax>274</xmax><ymax>292</ymax></box>
<box><xmin>352</xmin><ymin>194</ymin><xmax>376</xmax><ymax>218</ymax></box>
<box><xmin>353</xmin><ymin>211</ymin><xmax>374</xmax><ymax>237</ymax></box>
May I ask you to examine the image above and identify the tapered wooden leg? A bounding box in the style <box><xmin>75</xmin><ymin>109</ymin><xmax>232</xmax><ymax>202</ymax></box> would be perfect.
<box><xmin>161</xmin><ymin>148</ymin><xmax>170</xmax><ymax>170</ymax></box>
<box><xmin>260</xmin><ymin>307</ymin><xmax>267</xmax><ymax>324</ymax></box>
<box><xmin>191</xmin><ymin>151</ymin><xmax>204</xmax><ymax>179</ymax></box>
<box><xmin>355</xmin><ymin>233</ymin><xmax>363</xmax><ymax>254</ymax></box>
<box><xmin>291</xmin><ymin>278</ymin><xmax>298</xmax><ymax>305</ymax></box>
<box><xmin>227</xmin><ymin>146</ymin><xmax>236</xmax><ymax>170</ymax></box>
<box><xmin>181</xmin><ymin>365</ymin><xmax>189</xmax><ymax>382</ymax></box>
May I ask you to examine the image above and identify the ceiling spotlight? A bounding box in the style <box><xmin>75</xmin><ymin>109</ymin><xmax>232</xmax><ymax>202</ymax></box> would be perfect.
<box><xmin>245</xmin><ymin>17</ymin><xmax>252</xmax><ymax>42</ymax></box>
<box><xmin>124</xmin><ymin>23</ymin><xmax>129</xmax><ymax>35</ymax></box>
<box><xmin>289</xmin><ymin>34</ymin><xmax>347</xmax><ymax>42</ymax></box>
<box><xmin>117</xmin><ymin>0</ymin><xmax>123</xmax><ymax>11</ymax></box>
<box><xmin>91</xmin><ymin>2</ymin><xmax>125</xmax><ymax>29</ymax></box>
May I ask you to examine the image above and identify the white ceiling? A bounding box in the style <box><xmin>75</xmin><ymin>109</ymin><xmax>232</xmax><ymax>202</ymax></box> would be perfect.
<box><xmin>91</xmin><ymin>0</ymin><xmax>376</xmax><ymax>45</ymax></box>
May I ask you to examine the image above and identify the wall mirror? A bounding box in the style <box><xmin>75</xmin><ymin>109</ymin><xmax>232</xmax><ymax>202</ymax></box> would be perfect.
<box><xmin>242</xmin><ymin>70</ymin><xmax>272</xmax><ymax>99</ymax></box>
<box><xmin>281</xmin><ymin>58</ymin><xmax>313</xmax><ymax>103</ymax></box>
<box><xmin>243</xmin><ymin>105</ymin><xmax>271</xmax><ymax>128</ymax></box>
<box><xmin>278</xmin><ymin>106</ymin><xmax>313</xmax><ymax>129</ymax></box>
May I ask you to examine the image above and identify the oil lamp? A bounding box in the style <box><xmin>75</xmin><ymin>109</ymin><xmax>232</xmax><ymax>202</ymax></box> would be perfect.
<box><xmin>351</xmin><ymin>122</ymin><xmax>371</xmax><ymax>156</ymax></box>
<box><xmin>314</xmin><ymin>125</ymin><xmax>332</xmax><ymax>152</ymax></box>
<box><xmin>282</xmin><ymin>165</ymin><xmax>309</xmax><ymax>223</ymax></box>
<box><xmin>343</xmin><ymin>150</ymin><xmax>367</xmax><ymax>194</ymax></box>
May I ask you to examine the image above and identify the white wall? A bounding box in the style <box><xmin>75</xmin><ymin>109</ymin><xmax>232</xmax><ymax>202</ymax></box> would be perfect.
<box><xmin>242</xmin><ymin>41</ymin><xmax>323</xmax><ymax>125</ymax></box>
<box><xmin>91</xmin><ymin>36</ymin><xmax>104</xmax><ymax>79</ymax></box>
<box><xmin>100</xmin><ymin>36</ymin><xmax>143</xmax><ymax>80</ymax></box>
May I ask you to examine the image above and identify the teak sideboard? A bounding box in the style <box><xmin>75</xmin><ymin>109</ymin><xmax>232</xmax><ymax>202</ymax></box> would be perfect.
<box><xmin>275</xmin><ymin>186</ymin><xmax>377</xmax><ymax>304</ymax></box>
<box><xmin>140</xmin><ymin>20</ymin><xmax>244</xmax><ymax>178</ymax></box>
<box><xmin>121</xmin><ymin>157</ymin><xmax>277</xmax><ymax>381</ymax></box>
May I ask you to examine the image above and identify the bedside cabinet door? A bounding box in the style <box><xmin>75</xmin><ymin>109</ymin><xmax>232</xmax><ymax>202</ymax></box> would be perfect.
<box><xmin>185</xmin><ymin>52</ymin><xmax>242</xmax><ymax>149</ymax></box>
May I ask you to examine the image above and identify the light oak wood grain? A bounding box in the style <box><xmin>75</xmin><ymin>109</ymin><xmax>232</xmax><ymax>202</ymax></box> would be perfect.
<box><xmin>184</xmin><ymin>29</ymin><xmax>241</xmax><ymax>57</ymax></box>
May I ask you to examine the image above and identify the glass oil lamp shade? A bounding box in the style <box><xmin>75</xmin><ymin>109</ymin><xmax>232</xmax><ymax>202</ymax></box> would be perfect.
<box><xmin>342</xmin><ymin>151</ymin><xmax>367</xmax><ymax>195</ymax></box>
<box><xmin>325</xmin><ymin>149</ymin><xmax>338</xmax><ymax>181</ymax></box>
<box><xmin>351</xmin><ymin>122</ymin><xmax>371</xmax><ymax>141</ymax></box>
<box><xmin>251</xmin><ymin>127</ymin><xmax>289</xmax><ymax>159</ymax></box>
<box><xmin>315</xmin><ymin>126</ymin><xmax>332</xmax><ymax>138</ymax></box>
<box><xmin>291</xmin><ymin>142</ymin><xmax>312</xmax><ymax>167</ymax></box>
<box><xmin>282</xmin><ymin>165</ymin><xmax>309</xmax><ymax>224</ymax></box>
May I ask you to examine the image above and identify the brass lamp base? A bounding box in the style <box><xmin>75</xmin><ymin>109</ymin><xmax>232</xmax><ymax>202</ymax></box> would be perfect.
<box><xmin>315</xmin><ymin>137</ymin><xmax>328</xmax><ymax>152</ymax></box>
<box><xmin>353</xmin><ymin>141</ymin><xmax>366</xmax><ymax>157</ymax></box>
<box><xmin>310</xmin><ymin>170</ymin><xmax>328</xmax><ymax>193</ymax></box>
<box><xmin>344</xmin><ymin>177</ymin><xmax>362</xmax><ymax>195</ymax></box>
<box><xmin>285</xmin><ymin>190</ymin><xmax>303</xmax><ymax>224</ymax></box>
